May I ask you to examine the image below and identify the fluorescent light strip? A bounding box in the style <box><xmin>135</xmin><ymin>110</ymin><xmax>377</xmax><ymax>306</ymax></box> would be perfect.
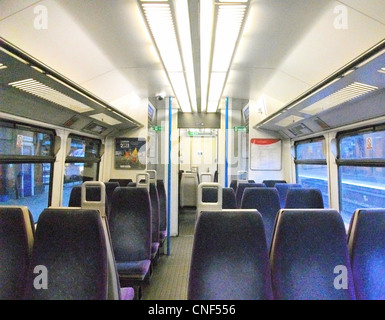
<box><xmin>0</xmin><ymin>63</ymin><xmax>7</xmax><ymax>70</ymax></box>
<box><xmin>378</xmin><ymin>67</ymin><xmax>385</xmax><ymax>74</ymax></box>
<box><xmin>211</xmin><ymin>5</ymin><xmax>247</xmax><ymax>72</ymax></box>
<box><xmin>200</xmin><ymin>0</ymin><xmax>214</xmax><ymax>112</ymax></box>
<box><xmin>301</xmin><ymin>82</ymin><xmax>378</xmax><ymax>115</ymax></box>
<box><xmin>175</xmin><ymin>0</ymin><xmax>197</xmax><ymax>112</ymax></box>
<box><xmin>206</xmin><ymin>2</ymin><xmax>248</xmax><ymax>112</ymax></box>
<box><xmin>140</xmin><ymin>1</ymin><xmax>192</xmax><ymax>112</ymax></box>
<box><xmin>169</xmin><ymin>72</ymin><xmax>191</xmax><ymax>112</ymax></box>
<box><xmin>9</xmin><ymin>78</ymin><xmax>94</xmax><ymax>113</ymax></box>
<box><xmin>142</xmin><ymin>4</ymin><xmax>182</xmax><ymax>71</ymax></box>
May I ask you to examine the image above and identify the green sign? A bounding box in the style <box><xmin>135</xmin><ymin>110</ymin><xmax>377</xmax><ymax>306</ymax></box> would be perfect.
<box><xmin>233</xmin><ymin>126</ymin><xmax>248</xmax><ymax>132</ymax></box>
<box><xmin>188</xmin><ymin>131</ymin><xmax>199</xmax><ymax>136</ymax></box>
<box><xmin>151</xmin><ymin>126</ymin><xmax>162</xmax><ymax>132</ymax></box>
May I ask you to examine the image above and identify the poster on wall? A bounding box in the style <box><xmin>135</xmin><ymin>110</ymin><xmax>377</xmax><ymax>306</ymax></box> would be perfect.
<box><xmin>115</xmin><ymin>137</ymin><xmax>146</xmax><ymax>170</ymax></box>
<box><xmin>250</xmin><ymin>138</ymin><xmax>282</xmax><ymax>171</ymax></box>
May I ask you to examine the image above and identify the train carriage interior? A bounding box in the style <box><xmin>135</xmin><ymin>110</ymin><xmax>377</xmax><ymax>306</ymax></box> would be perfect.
<box><xmin>1</xmin><ymin>0</ymin><xmax>385</xmax><ymax>301</ymax></box>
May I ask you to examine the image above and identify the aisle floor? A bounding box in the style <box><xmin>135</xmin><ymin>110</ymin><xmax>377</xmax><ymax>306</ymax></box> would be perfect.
<box><xmin>142</xmin><ymin>208</ymin><xmax>196</xmax><ymax>300</ymax></box>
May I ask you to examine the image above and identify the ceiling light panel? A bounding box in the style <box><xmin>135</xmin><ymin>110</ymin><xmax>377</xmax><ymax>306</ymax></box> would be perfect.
<box><xmin>211</xmin><ymin>4</ymin><xmax>247</xmax><ymax>72</ymax></box>
<box><xmin>378</xmin><ymin>67</ymin><xmax>385</xmax><ymax>74</ymax></box>
<box><xmin>205</xmin><ymin>1</ymin><xmax>249</xmax><ymax>113</ymax></box>
<box><xmin>9</xmin><ymin>78</ymin><xmax>94</xmax><ymax>113</ymax></box>
<box><xmin>301</xmin><ymin>82</ymin><xmax>378</xmax><ymax>115</ymax></box>
<box><xmin>0</xmin><ymin>63</ymin><xmax>7</xmax><ymax>70</ymax></box>
<box><xmin>139</xmin><ymin>0</ymin><xmax>194</xmax><ymax>112</ymax></box>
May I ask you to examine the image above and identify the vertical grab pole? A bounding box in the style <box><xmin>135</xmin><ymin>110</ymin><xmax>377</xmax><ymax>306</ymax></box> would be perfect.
<box><xmin>167</xmin><ymin>97</ymin><xmax>172</xmax><ymax>255</ymax></box>
<box><xmin>225</xmin><ymin>97</ymin><xmax>229</xmax><ymax>188</ymax></box>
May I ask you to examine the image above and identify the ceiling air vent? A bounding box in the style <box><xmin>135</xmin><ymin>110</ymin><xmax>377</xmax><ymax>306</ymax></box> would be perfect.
<box><xmin>8</xmin><ymin>78</ymin><xmax>94</xmax><ymax>113</ymax></box>
<box><xmin>288</xmin><ymin>123</ymin><xmax>313</xmax><ymax>137</ymax></box>
<box><xmin>301</xmin><ymin>82</ymin><xmax>378</xmax><ymax>115</ymax></box>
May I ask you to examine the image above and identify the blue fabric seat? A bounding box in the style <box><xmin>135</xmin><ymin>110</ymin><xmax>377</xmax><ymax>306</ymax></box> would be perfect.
<box><xmin>68</xmin><ymin>185</ymin><xmax>109</xmax><ymax>215</ymax></box>
<box><xmin>284</xmin><ymin>188</ymin><xmax>324</xmax><ymax>208</ymax></box>
<box><xmin>109</xmin><ymin>187</ymin><xmax>151</xmax><ymax>292</ymax></box>
<box><xmin>348</xmin><ymin>209</ymin><xmax>385</xmax><ymax>300</ymax></box>
<box><xmin>0</xmin><ymin>206</ymin><xmax>34</xmax><ymax>300</ymax></box>
<box><xmin>188</xmin><ymin>210</ymin><xmax>272</xmax><ymax>300</ymax></box>
<box><xmin>229</xmin><ymin>180</ymin><xmax>237</xmax><ymax>192</ymax></box>
<box><xmin>156</xmin><ymin>180</ymin><xmax>167</xmax><ymax>244</ymax></box>
<box><xmin>235</xmin><ymin>183</ymin><xmax>266</xmax><ymax>208</ymax></box>
<box><xmin>223</xmin><ymin>188</ymin><xmax>237</xmax><ymax>209</ymax></box>
<box><xmin>24</xmin><ymin>208</ymin><xmax>108</xmax><ymax>300</ymax></box>
<box><xmin>108</xmin><ymin>178</ymin><xmax>133</xmax><ymax>186</ymax></box>
<box><xmin>262</xmin><ymin>180</ymin><xmax>286</xmax><ymax>188</ymax></box>
<box><xmin>275</xmin><ymin>183</ymin><xmax>302</xmax><ymax>208</ymax></box>
<box><xmin>201</xmin><ymin>187</ymin><xmax>236</xmax><ymax>209</ymax></box>
<box><xmin>240</xmin><ymin>187</ymin><xmax>281</xmax><ymax>250</ymax></box>
<box><xmin>270</xmin><ymin>209</ymin><xmax>355</xmax><ymax>300</ymax></box>
<box><xmin>149</xmin><ymin>184</ymin><xmax>160</xmax><ymax>261</ymax></box>
<box><xmin>104</xmin><ymin>182</ymin><xmax>119</xmax><ymax>217</ymax></box>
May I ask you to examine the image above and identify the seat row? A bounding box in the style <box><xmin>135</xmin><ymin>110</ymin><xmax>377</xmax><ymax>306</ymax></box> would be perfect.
<box><xmin>201</xmin><ymin>184</ymin><xmax>324</xmax><ymax>249</ymax></box>
<box><xmin>68</xmin><ymin>172</ymin><xmax>168</xmax><ymax>299</ymax></box>
<box><xmin>0</xmin><ymin>205</ymin><xmax>134</xmax><ymax>300</ymax></box>
<box><xmin>188</xmin><ymin>207</ymin><xmax>385</xmax><ymax>300</ymax></box>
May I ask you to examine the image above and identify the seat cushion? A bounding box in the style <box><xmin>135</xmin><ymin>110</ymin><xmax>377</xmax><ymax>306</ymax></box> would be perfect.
<box><xmin>116</xmin><ymin>260</ymin><xmax>151</xmax><ymax>280</ymax></box>
<box><xmin>120</xmin><ymin>287</ymin><xmax>135</xmax><ymax>300</ymax></box>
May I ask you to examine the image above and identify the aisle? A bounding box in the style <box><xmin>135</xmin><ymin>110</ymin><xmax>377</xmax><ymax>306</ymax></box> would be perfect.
<box><xmin>142</xmin><ymin>208</ymin><xmax>196</xmax><ymax>300</ymax></box>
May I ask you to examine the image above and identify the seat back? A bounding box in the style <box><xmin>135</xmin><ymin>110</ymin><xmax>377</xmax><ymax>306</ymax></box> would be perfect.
<box><xmin>188</xmin><ymin>210</ymin><xmax>272</xmax><ymax>300</ymax></box>
<box><xmin>104</xmin><ymin>182</ymin><xmax>119</xmax><ymax>217</ymax></box>
<box><xmin>149</xmin><ymin>183</ymin><xmax>160</xmax><ymax>244</ymax></box>
<box><xmin>0</xmin><ymin>206</ymin><xmax>34</xmax><ymax>300</ymax></box>
<box><xmin>80</xmin><ymin>181</ymin><xmax>121</xmax><ymax>300</ymax></box>
<box><xmin>24</xmin><ymin>208</ymin><xmax>108</xmax><ymax>300</ymax></box>
<box><xmin>157</xmin><ymin>180</ymin><xmax>167</xmax><ymax>235</ymax></box>
<box><xmin>275</xmin><ymin>183</ymin><xmax>302</xmax><ymax>208</ymax></box>
<box><xmin>348</xmin><ymin>209</ymin><xmax>385</xmax><ymax>300</ymax></box>
<box><xmin>197</xmin><ymin>183</ymin><xmax>222</xmax><ymax>219</ymax></box>
<box><xmin>108</xmin><ymin>179</ymin><xmax>133</xmax><ymax>186</ymax></box>
<box><xmin>109</xmin><ymin>187</ymin><xmax>151</xmax><ymax>263</ymax></box>
<box><xmin>284</xmin><ymin>188</ymin><xmax>324</xmax><ymax>209</ymax></box>
<box><xmin>262</xmin><ymin>180</ymin><xmax>286</xmax><ymax>188</ymax></box>
<box><xmin>200</xmin><ymin>173</ymin><xmax>212</xmax><ymax>183</ymax></box>
<box><xmin>235</xmin><ymin>182</ymin><xmax>266</xmax><ymax>208</ymax></box>
<box><xmin>222</xmin><ymin>188</ymin><xmax>237</xmax><ymax>209</ymax></box>
<box><xmin>229</xmin><ymin>180</ymin><xmax>237</xmax><ymax>192</ymax></box>
<box><xmin>68</xmin><ymin>185</ymin><xmax>109</xmax><ymax>215</ymax></box>
<box><xmin>201</xmin><ymin>186</ymin><xmax>236</xmax><ymax>210</ymax></box>
<box><xmin>241</xmin><ymin>187</ymin><xmax>281</xmax><ymax>250</ymax></box>
<box><xmin>180</xmin><ymin>172</ymin><xmax>199</xmax><ymax>207</ymax></box>
<box><xmin>270</xmin><ymin>209</ymin><xmax>355</xmax><ymax>300</ymax></box>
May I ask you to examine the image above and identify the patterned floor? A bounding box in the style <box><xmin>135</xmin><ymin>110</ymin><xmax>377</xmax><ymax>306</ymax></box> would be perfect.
<box><xmin>142</xmin><ymin>207</ymin><xmax>196</xmax><ymax>300</ymax></box>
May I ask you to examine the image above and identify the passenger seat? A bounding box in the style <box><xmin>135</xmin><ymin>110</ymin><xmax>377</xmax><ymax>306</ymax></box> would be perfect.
<box><xmin>0</xmin><ymin>206</ymin><xmax>34</xmax><ymax>300</ymax></box>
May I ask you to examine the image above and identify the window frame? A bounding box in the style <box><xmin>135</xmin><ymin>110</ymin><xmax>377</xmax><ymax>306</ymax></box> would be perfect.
<box><xmin>336</xmin><ymin>123</ymin><xmax>385</xmax><ymax>214</ymax></box>
<box><xmin>0</xmin><ymin>119</ymin><xmax>56</xmax><ymax>208</ymax></box>
<box><xmin>64</xmin><ymin>134</ymin><xmax>102</xmax><ymax>179</ymax></box>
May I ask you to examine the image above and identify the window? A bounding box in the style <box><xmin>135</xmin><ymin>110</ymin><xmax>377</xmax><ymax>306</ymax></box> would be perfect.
<box><xmin>295</xmin><ymin>138</ymin><xmax>329</xmax><ymax>208</ymax></box>
<box><xmin>0</xmin><ymin>121</ymin><xmax>54</xmax><ymax>222</ymax></box>
<box><xmin>62</xmin><ymin>134</ymin><xmax>101</xmax><ymax>206</ymax></box>
<box><xmin>337</xmin><ymin>125</ymin><xmax>385</xmax><ymax>225</ymax></box>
